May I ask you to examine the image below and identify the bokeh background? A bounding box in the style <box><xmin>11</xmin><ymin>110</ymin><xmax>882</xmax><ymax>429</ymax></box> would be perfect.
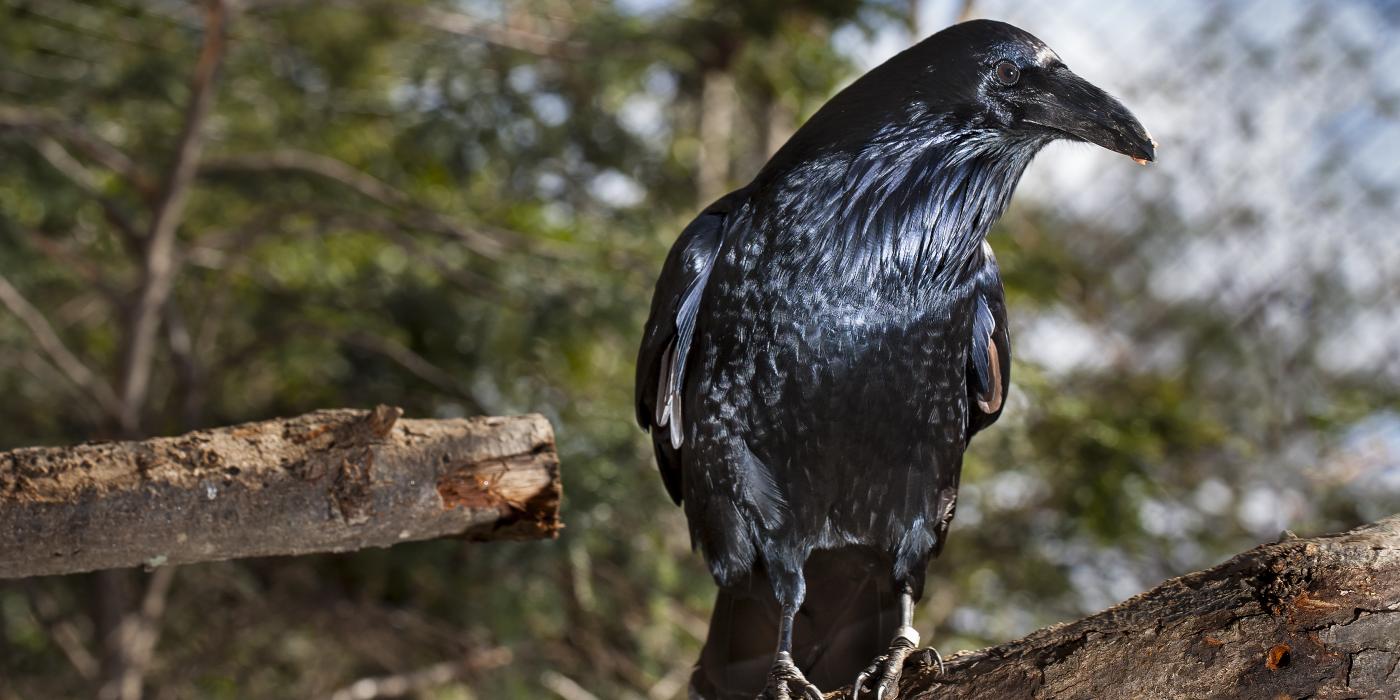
<box><xmin>2</xmin><ymin>0</ymin><xmax>1398</xmax><ymax>698</ymax></box>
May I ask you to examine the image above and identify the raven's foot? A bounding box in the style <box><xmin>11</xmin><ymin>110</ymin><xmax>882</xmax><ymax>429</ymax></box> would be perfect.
<box><xmin>760</xmin><ymin>651</ymin><xmax>823</xmax><ymax>700</ymax></box>
<box><xmin>851</xmin><ymin>627</ymin><xmax>942</xmax><ymax>700</ymax></box>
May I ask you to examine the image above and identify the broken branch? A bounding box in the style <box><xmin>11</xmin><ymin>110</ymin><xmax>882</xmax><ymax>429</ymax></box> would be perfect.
<box><xmin>0</xmin><ymin>407</ymin><xmax>562</xmax><ymax>579</ymax></box>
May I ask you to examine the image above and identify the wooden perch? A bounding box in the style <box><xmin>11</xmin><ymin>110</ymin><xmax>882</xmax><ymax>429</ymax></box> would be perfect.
<box><xmin>835</xmin><ymin>515</ymin><xmax>1400</xmax><ymax>699</ymax></box>
<box><xmin>0</xmin><ymin>406</ymin><xmax>561</xmax><ymax>579</ymax></box>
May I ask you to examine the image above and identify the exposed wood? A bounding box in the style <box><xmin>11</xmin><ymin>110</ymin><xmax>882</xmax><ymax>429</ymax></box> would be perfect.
<box><xmin>830</xmin><ymin>515</ymin><xmax>1400</xmax><ymax>699</ymax></box>
<box><xmin>0</xmin><ymin>407</ymin><xmax>562</xmax><ymax>579</ymax></box>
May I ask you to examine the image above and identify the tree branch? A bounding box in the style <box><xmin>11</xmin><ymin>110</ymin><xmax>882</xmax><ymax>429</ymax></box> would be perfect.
<box><xmin>30</xmin><ymin>136</ymin><xmax>146</xmax><ymax>252</ymax></box>
<box><xmin>97</xmin><ymin>567</ymin><xmax>175</xmax><ymax>700</ymax></box>
<box><xmin>541</xmin><ymin>671</ymin><xmax>602</xmax><ymax>700</ymax></box>
<box><xmin>118</xmin><ymin>0</ymin><xmax>230</xmax><ymax>436</ymax></box>
<box><xmin>327</xmin><ymin>647</ymin><xmax>512</xmax><ymax>700</ymax></box>
<box><xmin>0</xmin><ymin>105</ymin><xmax>157</xmax><ymax>198</ymax></box>
<box><xmin>24</xmin><ymin>230</ymin><xmax>126</xmax><ymax>301</ymax></box>
<box><xmin>162</xmin><ymin>299</ymin><xmax>203</xmax><ymax>428</ymax></box>
<box><xmin>415</xmin><ymin>7</ymin><xmax>580</xmax><ymax>58</ymax></box>
<box><xmin>14</xmin><ymin>349</ymin><xmax>111</xmax><ymax>428</ymax></box>
<box><xmin>0</xmin><ymin>272</ymin><xmax>124</xmax><ymax>420</ymax></box>
<box><xmin>343</xmin><ymin>331</ymin><xmax>489</xmax><ymax>414</ymax></box>
<box><xmin>199</xmin><ymin>150</ymin><xmax>513</xmax><ymax>260</ymax></box>
<box><xmin>200</xmin><ymin>149</ymin><xmax>412</xmax><ymax>207</ymax></box>
<box><xmin>837</xmin><ymin>515</ymin><xmax>1400</xmax><ymax>699</ymax></box>
<box><xmin>24</xmin><ymin>582</ymin><xmax>101</xmax><ymax>680</ymax></box>
<box><xmin>0</xmin><ymin>407</ymin><xmax>562</xmax><ymax>579</ymax></box>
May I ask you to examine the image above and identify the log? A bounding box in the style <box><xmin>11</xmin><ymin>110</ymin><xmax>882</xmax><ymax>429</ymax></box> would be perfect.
<box><xmin>0</xmin><ymin>406</ymin><xmax>561</xmax><ymax>578</ymax></box>
<box><xmin>838</xmin><ymin>515</ymin><xmax>1400</xmax><ymax>699</ymax></box>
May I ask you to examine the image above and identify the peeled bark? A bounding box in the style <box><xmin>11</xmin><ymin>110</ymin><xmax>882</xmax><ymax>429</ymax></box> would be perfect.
<box><xmin>836</xmin><ymin>515</ymin><xmax>1400</xmax><ymax>699</ymax></box>
<box><xmin>0</xmin><ymin>406</ymin><xmax>561</xmax><ymax>579</ymax></box>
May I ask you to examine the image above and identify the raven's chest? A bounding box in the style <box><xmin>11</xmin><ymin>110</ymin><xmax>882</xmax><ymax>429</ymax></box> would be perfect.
<box><xmin>693</xmin><ymin>268</ymin><xmax>976</xmax><ymax>500</ymax></box>
<box><xmin>704</xmin><ymin>262</ymin><xmax>975</xmax><ymax>415</ymax></box>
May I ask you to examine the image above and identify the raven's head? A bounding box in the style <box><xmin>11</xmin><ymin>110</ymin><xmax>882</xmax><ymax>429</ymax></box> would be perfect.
<box><xmin>754</xmin><ymin>18</ymin><xmax>1154</xmax><ymax>263</ymax></box>
<box><xmin>903</xmin><ymin>19</ymin><xmax>1156</xmax><ymax>164</ymax></box>
<box><xmin>794</xmin><ymin>19</ymin><xmax>1155</xmax><ymax>167</ymax></box>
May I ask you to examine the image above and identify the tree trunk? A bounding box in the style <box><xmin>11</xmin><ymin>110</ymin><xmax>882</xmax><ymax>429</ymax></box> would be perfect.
<box><xmin>835</xmin><ymin>515</ymin><xmax>1400</xmax><ymax>699</ymax></box>
<box><xmin>0</xmin><ymin>406</ymin><xmax>561</xmax><ymax>579</ymax></box>
<box><xmin>696</xmin><ymin>70</ymin><xmax>736</xmax><ymax>206</ymax></box>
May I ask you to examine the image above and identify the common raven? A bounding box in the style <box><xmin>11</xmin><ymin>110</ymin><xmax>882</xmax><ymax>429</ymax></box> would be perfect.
<box><xmin>636</xmin><ymin>19</ymin><xmax>1154</xmax><ymax>700</ymax></box>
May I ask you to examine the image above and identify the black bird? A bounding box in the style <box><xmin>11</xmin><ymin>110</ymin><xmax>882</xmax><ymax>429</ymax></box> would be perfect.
<box><xmin>636</xmin><ymin>19</ymin><xmax>1154</xmax><ymax>700</ymax></box>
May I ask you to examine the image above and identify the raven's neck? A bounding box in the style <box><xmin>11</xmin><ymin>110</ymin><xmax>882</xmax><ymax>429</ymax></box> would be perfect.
<box><xmin>760</xmin><ymin>124</ymin><xmax>1044</xmax><ymax>287</ymax></box>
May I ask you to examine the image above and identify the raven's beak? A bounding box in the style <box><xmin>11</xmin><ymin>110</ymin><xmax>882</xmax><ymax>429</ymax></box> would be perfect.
<box><xmin>1022</xmin><ymin>67</ymin><xmax>1156</xmax><ymax>165</ymax></box>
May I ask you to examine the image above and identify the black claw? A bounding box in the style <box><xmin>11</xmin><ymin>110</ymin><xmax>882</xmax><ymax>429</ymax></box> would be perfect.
<box><xmin>850</xmin><ymin>668</ymin><xmax>872</xmax><ymax>699</ymax></box>
<box><xmin>851</xmin><ymin>662</ymin><xmax>880</xmax><ymax>699</ymax></box>
<box><xmin>851</xmin><ymin>636</ymin><xmax>928</xmax><ymax>700</ymax></box>
<box><xmin>764</xmin><ymin>652</ymin><xmax>825</xmax><ymax>700</ymax></box>
<box><xmin>915</xmin><ymin>647</ymin><xmax>946</xmax><ymax>676</ymax></box>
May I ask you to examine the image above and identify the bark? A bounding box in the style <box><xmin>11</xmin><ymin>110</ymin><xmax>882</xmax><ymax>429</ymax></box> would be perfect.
<box><xmin>837</xmin><ymin>515</ymin><xmax>1400</xmax><ymax>699</ymax></box>
<box><xmin>0</xmin><ymin>406</ymin><xmax>562</xmax><ymax>579</ymax></box>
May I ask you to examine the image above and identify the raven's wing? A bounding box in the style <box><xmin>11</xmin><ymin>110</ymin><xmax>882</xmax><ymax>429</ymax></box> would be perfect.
<box><xmin>635</xmin><ymin>190</ymin><xmax>744</xmax><ymax>504</ymax></box>
<box><xmin>967</xmin><ymin>242</ymin><xmax>1011</xmax><ymax>440</ymax></box>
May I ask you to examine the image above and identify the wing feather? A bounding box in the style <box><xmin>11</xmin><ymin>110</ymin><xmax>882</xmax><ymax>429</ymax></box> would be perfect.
<box><xmin>635</xmin><ymin>190</ymin><xmax>745</xmax><ymax>503</ymax></box>
<box><xmin>967</xmin><ymin>243</ymin><xmax>1011</xmax><ymax>439</ymax></box>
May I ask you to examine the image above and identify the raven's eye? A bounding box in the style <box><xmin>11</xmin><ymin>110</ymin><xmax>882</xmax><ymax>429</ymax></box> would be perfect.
<box><xmin>995</xmin><ymin>61</ymin><xmax>1020</xmax><ymax>86</ymax></box>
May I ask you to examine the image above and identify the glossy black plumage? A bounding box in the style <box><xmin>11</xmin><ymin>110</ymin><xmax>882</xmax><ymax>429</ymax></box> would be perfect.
<box><xmin>636</xmin><ymin>19</ymin><xmax>1153</xmax><ymax>699</ymax></box>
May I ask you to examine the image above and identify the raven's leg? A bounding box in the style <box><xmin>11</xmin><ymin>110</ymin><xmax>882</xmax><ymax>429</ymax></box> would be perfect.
<box><xmin>760</xmin><ymin>576</ymin><xmax>822</xmax><ymax>700</ymax></box>
<box><xmin>850</xmin><ymin>583</ymin><xmax>943</xmax><ymax>700</ymax></box>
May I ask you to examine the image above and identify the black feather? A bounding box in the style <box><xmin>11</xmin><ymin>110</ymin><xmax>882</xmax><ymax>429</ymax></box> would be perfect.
<box><xmin>636</xmin><ymin>190</ymin><xmax>744</xmax><ymax>503</ymax></box>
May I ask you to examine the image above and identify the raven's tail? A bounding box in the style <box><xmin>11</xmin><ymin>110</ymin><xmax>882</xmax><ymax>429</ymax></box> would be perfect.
<box><xmin>689</xmin><ymin>548</ymin><xmax>901</xmax><ymax>700</ymax></box>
